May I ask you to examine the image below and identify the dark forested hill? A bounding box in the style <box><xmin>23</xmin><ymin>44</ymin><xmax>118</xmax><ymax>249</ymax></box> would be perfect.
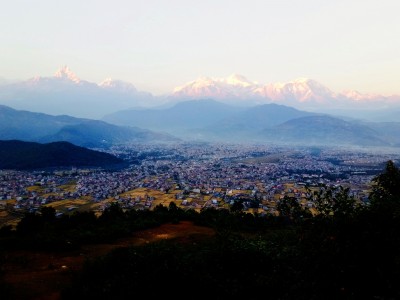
<box><xmin>0</xmin><ymin>140</ymin><xmax>126</xmax><ymax>170</ymax></box>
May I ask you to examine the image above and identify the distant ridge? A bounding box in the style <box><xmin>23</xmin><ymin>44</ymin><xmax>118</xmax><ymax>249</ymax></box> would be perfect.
<box><xmin>0</xmin><ymin>105</ymin><xmax>179</xmax><ymax>147</ymax></box>
<box><xmin>260</xmin><ymin>115</ymin><xmax>389</xmax><ymax>147</ymax></box>
<box><xmin>103</xmin><ymin>100</ymin><xmax>400</xmax><ymax>147</ymax></box>
<box><xmin>103</xmin><ymin>99</ymin><xmax>244</xmax><ymax>134</ymax></box>
<box><xmin>0</xmin><ymin>140</ymin><xmax>126</xmax><ymax>170</ymax></box>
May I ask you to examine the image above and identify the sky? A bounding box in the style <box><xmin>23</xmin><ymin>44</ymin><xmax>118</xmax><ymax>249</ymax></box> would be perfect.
<box><xmin>0</xmin><ymin>0</ymin><xmax>399</xmax><ymax>95</ymax></box>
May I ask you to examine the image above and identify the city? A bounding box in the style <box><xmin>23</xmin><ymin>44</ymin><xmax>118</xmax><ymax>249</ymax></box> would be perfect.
<box><xmin>1</xmin><ymin>142</ymin><xmax>398</xmax><ymax>228</ymax></box>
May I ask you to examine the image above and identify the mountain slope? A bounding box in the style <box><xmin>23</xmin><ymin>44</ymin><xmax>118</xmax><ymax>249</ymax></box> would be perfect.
<box><xmin>40</xmin><ymin>120</ymin><xmax>180</xmax><ymax>148</ymax></box>
<box><xmin>0</xmin><ymin>104</ymin><xmax>85</xmax><ymax>140</ymax></box>
<box><xmin>0</xmin><ymin>105</ymin><xmax>179</xmax><ymax>147</ymax></box>
<box><xmin>0</xmin><ymin>140</ymin><xmax>125</xmax><ymax>170</ymax></box>
<box><xmin>0</xmin><ymin>67</ymin><xmax>156</xmax><ymax>118</ymax></box>
<box><xmin>104</xmin><ymin>100</ymin><xmax>400</xmax><ymax>146</ymax></box>
<box><xmin>194</xmin><ymin>103</ymin><xmax>317</xmax><ymax>141</ymax></box>
<box><xmin>212</xmin><ymin>103</ymin><xmax>316</xmax><ymax>130</ymax></box>
<box><xmin>260</xmin><ymin>115</ymin><xmax>389</xmax><ymax>146</ymax></box>
<box><xmin>358</xmin><ymin>122</ymin><xmax>400</xmax><ymax>147</ymax></box>
<box><xmin>171</xmin><ymin>75</ymin><xmax>400</xmax><ymax>114</ymax></box>
<box><xmin>103</xmin><ymin>99</ymin><xmax>245</xmax><ymax>135</ymax></box>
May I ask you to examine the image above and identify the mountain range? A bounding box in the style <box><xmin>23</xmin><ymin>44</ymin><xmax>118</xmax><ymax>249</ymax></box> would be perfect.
<box><xmin>0</xmin><ymin>67</ymin><xmax>399</xmax><ymax>120</ymax></box>
<box><xmin>104</xmin><ymin>99</ymin><xmax>400</xmax><ymax>147</ymax></box>
<box><xmin>172</xmin><ymin>75</ymin><xmax>400</xmax><ymax>118</ymax></box>
<box><xmin>1</xmin><ymin>67</ymin><xmax>400</xmax><ymax>149</ymax></box>
<box><xmin>0</xmin><ymin>105</ymin><xmax>179</xmax><ymax>148</ymax></box>
<box><xmin>1</xmin><ymin>99</ymin><xmax>400</xmax><ymax>148</ymax></box>
<box><xmin>0</xmin><ymin>66</ymin><xmax>155</xmax><ymax>118</ymax></box>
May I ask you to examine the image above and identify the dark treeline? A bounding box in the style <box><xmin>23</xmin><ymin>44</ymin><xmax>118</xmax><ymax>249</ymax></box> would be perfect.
<box><xmin>0</xmin><ymin>161</ymin><xmax>399</xmax><ymax>299</ymax></box>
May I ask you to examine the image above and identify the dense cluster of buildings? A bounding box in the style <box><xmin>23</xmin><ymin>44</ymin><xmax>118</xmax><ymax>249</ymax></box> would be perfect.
<box><xmin>1</xmin><ymin>143</ymin><xmax>399</xmax><ymax>221</ymax></box>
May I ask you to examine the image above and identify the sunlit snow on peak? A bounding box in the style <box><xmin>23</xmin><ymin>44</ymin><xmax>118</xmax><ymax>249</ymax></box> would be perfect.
<box><xmin>222</xmin><ymin>74</ymin><xmax>254</xmax><ymax>87</ymax></box>
<box><xmin>54</xmin><ymin>66</ymin><xmax>80</xmax><ymax>83</ymax></box>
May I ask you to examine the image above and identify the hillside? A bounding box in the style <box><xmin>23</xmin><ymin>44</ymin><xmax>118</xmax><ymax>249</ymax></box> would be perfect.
<box><xmin>0</xmin><ymin>140</ymin><xmax>126</xmax><ymax>170</ymax></box>
<box><xmin>260</xmin><ymin>115</ymin><xmax>389</xmax><ymax>146</ymax></box>
<box><xmin>40</xmin><ymin>120</ymin><xmax>180</xmax><ymax>148</ymax></box>
<box><xmin>0</xmin><ymin>104</ymin><xmax>84</xmax><ymax>140</ymax></box>
<box><xmin>199</xmin><ymin>103</ymin><xmax>316</xmax><ymax>141</ymax></box>
<box><xmin>0</xmin><ymin>105</ymin><xmax>179</xmax><ymax>147</ymax></box>
<box><xmin>102</xmin><ymin>99</ymin><xmax>244</xmax><ymax>134</ymax></box>
<box><xmin>2</xmin><ymin>101</ymin><xmax>400</xmax><ymax>148</ymax></box>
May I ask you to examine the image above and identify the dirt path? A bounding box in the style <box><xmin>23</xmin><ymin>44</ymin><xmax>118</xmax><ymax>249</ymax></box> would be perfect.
<box><xmin>3</xmin><ymin>221</ymin><xmax>214</xmax><ymax>300</ymax></box>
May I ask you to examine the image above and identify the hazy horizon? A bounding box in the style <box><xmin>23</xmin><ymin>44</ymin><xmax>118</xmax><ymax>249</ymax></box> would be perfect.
<box><xmin>1</xmin><ymin>0</ymin><xmax>399</xmax><ymax>95</ymax></box>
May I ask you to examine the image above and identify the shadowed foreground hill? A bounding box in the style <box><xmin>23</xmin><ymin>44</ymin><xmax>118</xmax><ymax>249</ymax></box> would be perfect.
<box><xmin>0</xmin><ymin>140</ymin><xmax>126</xmax><ymax>170</ymax></box>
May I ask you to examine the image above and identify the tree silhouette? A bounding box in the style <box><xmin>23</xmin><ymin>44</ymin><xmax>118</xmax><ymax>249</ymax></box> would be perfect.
<box><xmin>309</xmin><ymin>185</ymin><xmax>358</xmax><ymax>218</ymax></box>
<box><xmin>277</xmin><ymin>195</ymin><xmax>310</xmax><ymax>221</ymax></box>
<box><xmin>370</xmin><ymin>160</ymin><xmax>400</xmax><ymax>207</ymax></box>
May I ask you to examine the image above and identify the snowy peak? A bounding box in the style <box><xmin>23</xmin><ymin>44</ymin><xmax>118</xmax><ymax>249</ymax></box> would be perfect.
<box><xmin>54</xmin><ymin>66</ymin><xmax>80</xmax><ymax>83</ymax></box>
<box><xmin>257</xmin><ymin>78</ymin><xmax>336</xmax><ymax>103</ymax></box>
<box><xmin>169</xmin><ymin>74</ymin><xmax>400</xmax><ymax>109</ymax></box>
<box><xmin>172</xmin><ymin>74</ymin><xmax>258</xmax><ymax>100</ymax></box>
<box><xmin>176</xmin><ymin>76</ymin><xmax>216</xmax><ymax>90</ymax></box>
<box><xmin>99</xmin><ymin>78</ymin><xmax>138</xmax><ymax>92</ymax></box>
<box><xmin>341</xmin><ymin>90</ymin><xmax>381</xmax><ymax>101</ymax></box>
<box><xmin>172</xmin><ymin>75</ymin><xmax>337</xmax><ymax>104</ymax></box>
<box><xmin>99</xmin><ymin>78</ymin><xmax>117</xmax><ymax>88</ymax></box>
<box><xmin>220</xmin><ymin>74</ymin><xmax>255</xmax><ymax>87</ymax></box>
<box><xmin>173</xmin><ymin>76</ymin><xmax>232</xmax><ymax>99</ymax></box>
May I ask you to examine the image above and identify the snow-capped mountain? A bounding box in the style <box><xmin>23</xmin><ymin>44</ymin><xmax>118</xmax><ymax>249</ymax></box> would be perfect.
<box><xmin>0</xmin><ymin>68</ymin><xmax>399</xmax><ymax>120</ymax></box>
<box><xmin>171</xmin><ymin>75</ymin><xmax>342</xmax><ymax>109</ymax></box>
<box><xmin>54</xmin><ymin>66</ymin><xmax>81</xmax><ymax>83</ymax></box>
<box><xmin>21</xmin><ymin>66</ymin><xmax>97</xmax><ymax>91</ymax></box>
<box><xmin>0</xmin><ymin>67</ymin><xmax>157</xmax><ymax>118</ymax></box>
<box><xmin>172</xmin><ymin>74</ymin><xmax>341</xmax><ymax>104</ymax></box>
<box><xmin>100</xmin><ymin>78</ymin><xmax>137</xmax><ymax>91</ymax></box>
<box><xmin>171</xmin><ymin>74</ymin><xmax>400</xmax><ymax>111</ymax></box>
<box><xmin>172</xmin><ymin>74</ymin><xmax>258</xmax><ymax>100</ymax></box>
<box><xmin>255</xmin><ymin>78</ymin><xmax>337</xmax><ymax>104</ymax></box>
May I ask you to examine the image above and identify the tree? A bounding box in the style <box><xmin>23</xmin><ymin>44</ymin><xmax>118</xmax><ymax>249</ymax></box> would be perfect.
<box><xmin>168</xmin><ymin>201</ymin><xmax>178</xmax><ymax>211</ymax></box>
<box><xmin>17</xmin><ymin>212</ymin><xmax>42</xmax><ymax>235</ymax></box>
<box><xmin>277</xmin><ymin>196</ymin><xmax>310</xmax><ymax>221</ymax></box>
<box><xmin>309</xmin><ymin>185</ymin><xmax>358</xmax><ymax>218</ymax></box>
<box><xmin>168</xmin><ymin>201</ymin><xmax>181</xmax><ymax>224</ymax></box>
<box><xmin>40</xmin><ymin>206</ymin><xmax>56</xmax><ymax>222</ymax></box>
<box><xmin>230</xmin><ymin>200</ymin><xmax>244</xmax><ymax>213</ymax></box>
<box><xmin>370</xmin><ymin>160</ymin><xmax>400</xmax><ymax>207</ymax></box>
<box><xmin>99</xmin><ymin>202</ymin><xmax>125</xmax><ymax>222</ymax></box>
<box><xmin>331</xmin><ymin>186</ymin><xmax>358</xmax><ymax>217</ymax></box>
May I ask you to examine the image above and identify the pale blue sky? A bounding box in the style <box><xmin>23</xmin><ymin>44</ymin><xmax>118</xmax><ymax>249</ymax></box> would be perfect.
<box><xmin>1</xmin><ymin>0</ymin><xmax>399</xmax><ymax>95</ymax></box>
